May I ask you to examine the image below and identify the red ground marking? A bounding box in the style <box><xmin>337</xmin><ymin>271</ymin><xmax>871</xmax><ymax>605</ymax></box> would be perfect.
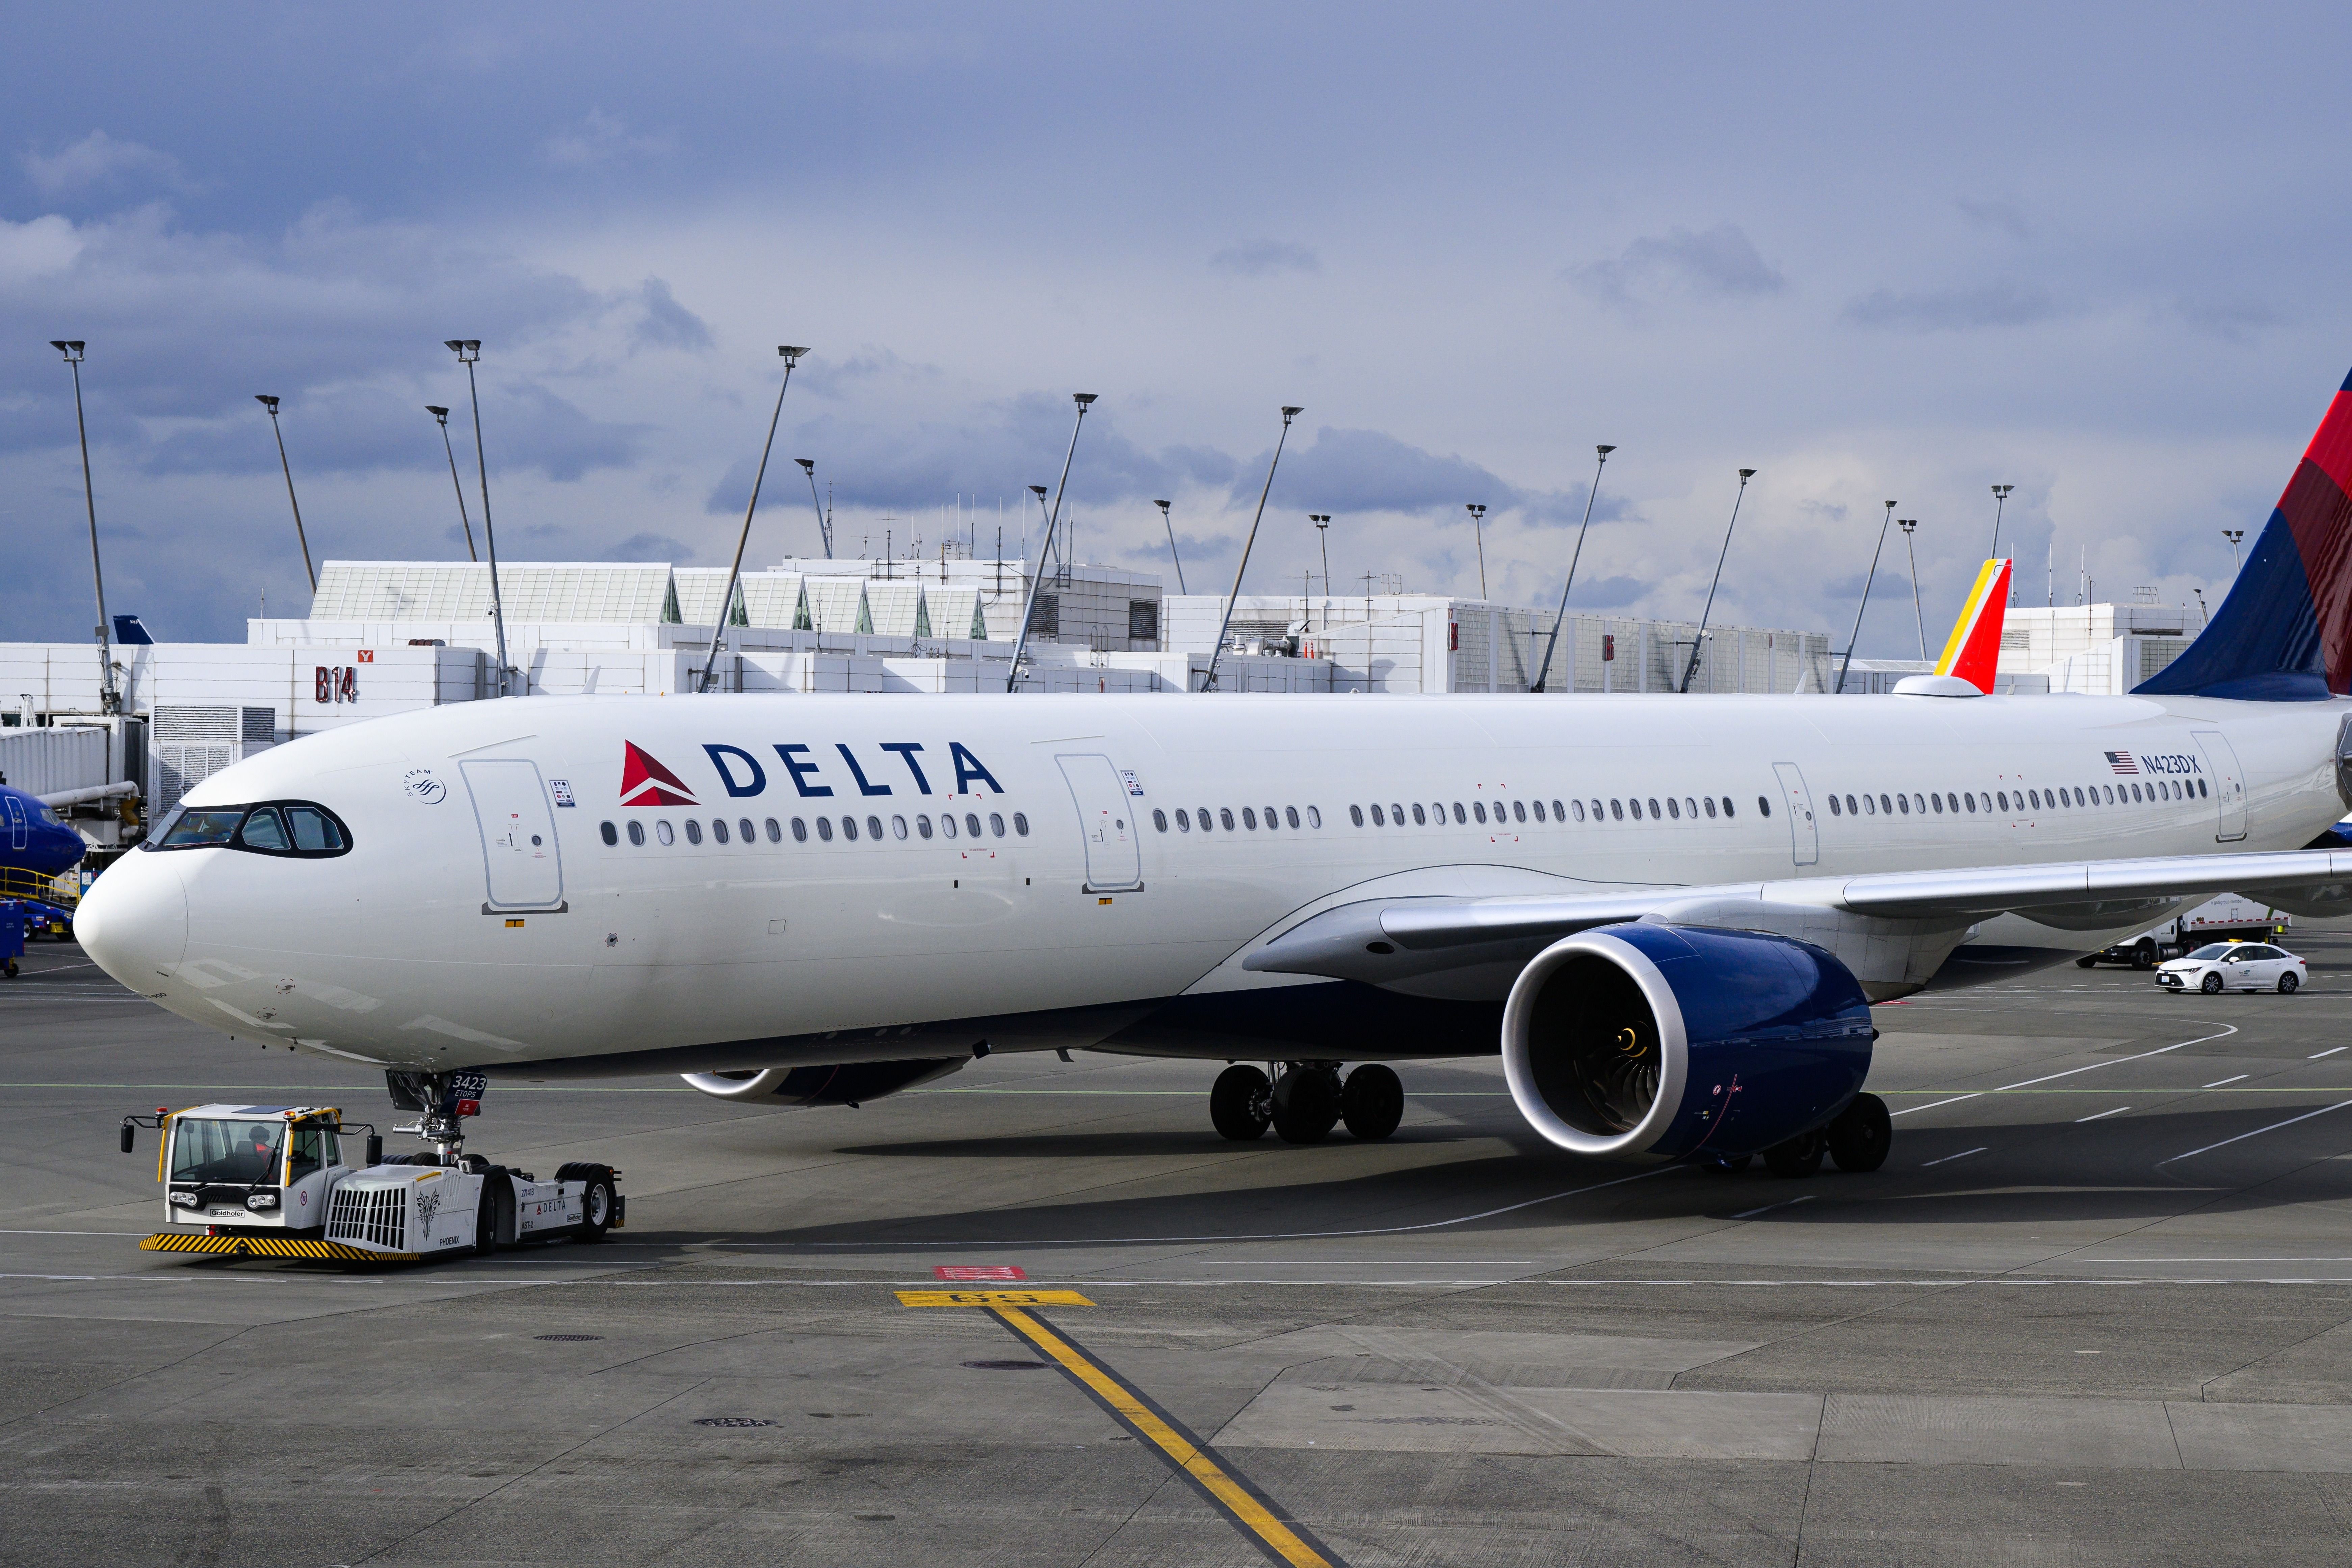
<box><xmin>934</xmin><ymin>1265</ymin><xmax>1026</xmax><ymax>1281</ymax></box>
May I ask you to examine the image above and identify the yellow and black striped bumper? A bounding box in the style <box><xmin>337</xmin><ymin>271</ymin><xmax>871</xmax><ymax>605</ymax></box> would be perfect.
<box><xmin>140</xmin><ymin>1232</ymin><xmax>419</xmax><ymax>1263</ymax></box>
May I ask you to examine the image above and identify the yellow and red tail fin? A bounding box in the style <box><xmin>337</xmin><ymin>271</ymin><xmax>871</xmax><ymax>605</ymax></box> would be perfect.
<box><xmin>1933</xmin><ymin>557</ymin><xmax>2011</xmax><ymax>693</ymax></box>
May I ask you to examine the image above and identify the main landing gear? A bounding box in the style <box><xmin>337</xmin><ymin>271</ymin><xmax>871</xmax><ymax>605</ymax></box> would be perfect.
<box><xmin>1729</xmin><ymin>1092</ymin><xmax>1892</xmax><ymax>1178</ymax></box>
<box><xmin>1211</xmin><ymin>1062</ymin><xmax>1405</xmax><ymax>1145</ymax></box>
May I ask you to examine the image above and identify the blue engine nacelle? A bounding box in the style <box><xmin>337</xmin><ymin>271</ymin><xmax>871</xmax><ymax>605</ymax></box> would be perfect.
<box><xmin>1501</xmin><ymin>922</ymin><xmax>1874</xmax><ymax>1160</ymax></box>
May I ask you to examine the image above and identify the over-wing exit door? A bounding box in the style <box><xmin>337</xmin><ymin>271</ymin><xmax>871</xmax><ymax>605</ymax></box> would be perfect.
<box><xmin>1056</xmin><ymin>754</ymin><xmax>1143</xmax><ymax>890</ymax></box>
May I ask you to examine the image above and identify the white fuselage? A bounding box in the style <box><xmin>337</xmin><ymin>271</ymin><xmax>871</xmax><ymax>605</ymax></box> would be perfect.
<box><xmin>77</xmin><ymin>690</ymin><xmax>2348</xmax><ymax>1074</ymax></box>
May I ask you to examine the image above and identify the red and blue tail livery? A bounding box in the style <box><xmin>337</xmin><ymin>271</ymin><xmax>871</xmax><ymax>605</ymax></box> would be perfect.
<box><xmin>2139</xmin><ymin>364</ymin><xmax>2352</xmax><ymax>701</ymax></box>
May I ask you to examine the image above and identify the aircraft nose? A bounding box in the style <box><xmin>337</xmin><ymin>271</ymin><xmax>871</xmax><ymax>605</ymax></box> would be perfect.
<box><xmin>75</xmin><ymin>852</ymin><xmax>188</xmax><ymax>988</ymax></box>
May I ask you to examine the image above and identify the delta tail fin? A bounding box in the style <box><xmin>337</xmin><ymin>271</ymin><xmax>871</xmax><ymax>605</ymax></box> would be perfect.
<box><xmin>1934</xmin><ymin>556</ymin><xmax>2011</xmax><ymax>694</ymax></box>
<box><xmin>2136</xmin><ymin>365</ymin><xmax>2352</xmax><ymax>701</ymax></box>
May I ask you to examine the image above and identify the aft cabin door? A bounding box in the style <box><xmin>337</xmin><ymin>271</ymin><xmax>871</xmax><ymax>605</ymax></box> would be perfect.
<box><xmin>462</xmin><ymin>759</ymin><xmax>566</xmax><ymax>910</ymax></box>
<box><xmin>1771</xmin><ymin>762</ymin><xmax>1819</xmax><ymax>866</ymax></box>
<box><xmin>1056</xmin><ymin>754</ymin><xmax>1143</xmax><ymax>891</ymax></box>
<box><xmin>2191</xmin><ymin>731</ymin><xmax>2248</xmax><ymax>842</ymax></box>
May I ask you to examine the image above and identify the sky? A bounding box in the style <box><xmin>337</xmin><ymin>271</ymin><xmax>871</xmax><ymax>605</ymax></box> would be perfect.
<box><xmin>5</xmin><ymin>3</ymin><xmax>2350</xmax><ymax>653</ymax></box>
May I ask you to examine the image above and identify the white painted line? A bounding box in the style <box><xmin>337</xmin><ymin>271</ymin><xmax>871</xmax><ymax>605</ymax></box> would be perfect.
<box><xmin>2203</xmin><ymin>1075</ymin><xmax>2249</xmax><ymax>1088</ymax></box>
<box><xmin>1730</xmin><ymin>1195</ymin><xmax>1815</xmax><ymax>1221</ymax></box>
<box><xmin>1889</xmin><ymin>1025</ymin><xmax>2238</xmax><ymax>1117</ymax></box>
<box><xmin>2311</xmin><ymin>1046</ymin><xmax>2348</xmax><ymax>1059</ymax></box>
<box><xmin>1922</xmin><ymin>1147</ymin><xmax>1988</xmax><ymax>1166</ymax></box>
<box><xmin>0</xmin><ymin>1229</ymin><xmax>147</xmax><ymax>1236</ymax></box>
<box><xmin>2161</xmin><ymin>1098</ymin><xmax>2352</xmax><ymax>1163</ymax></box>
<box><xmin>2075</xmin><ymin>1106</ymin><xmax>2132</xmax><ymax>1123</ymax></box>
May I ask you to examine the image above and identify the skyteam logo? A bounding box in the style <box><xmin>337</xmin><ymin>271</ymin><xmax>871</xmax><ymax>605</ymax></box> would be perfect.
<box><xmin>620</xmin><ymin>742</ymin><xmax>697</xmax><ymax>807</ymax></box>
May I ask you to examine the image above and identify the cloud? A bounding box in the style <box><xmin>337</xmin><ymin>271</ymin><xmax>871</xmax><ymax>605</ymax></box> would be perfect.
<box><xmin>1955</xmin><ymin>196</ymin><xmax>2035</xmax><ymax>239</ymax></box>
<box><xmin>2173</xmin><ymin>297</ymin><xmax>2281</xmax><ymax>343</ymax></box>
<box><xmin>19</xmin><ymin>131</ymin><xmax>190</xmax><ymax>197</ymax></box>
<box><xmin>608</xmin><ymin>531</ymin><xmax>695</xmax><ymax>562</ymax></box>
<box><xmin>630</xmin><ymin>278</ymin><xmax>712</xmax><ymax>351</ymax></box>
<box><xmin>1210</xmin><ymin>240</ymin><xmax>1321</xmax><ymax>277</ymax></box>
<box><xmin>1843</xmin><ymin>280</ymin><xmax>2059</xmax><ymax>331</ymax></box>
<box><xmin>540</xmin><ymin>109</ymin><xmax>674</xmax><ymax>170</ymax></box>
<box><xmin>1267</xmin><ymin>426</ymin><xmax>1519</xmax><ymax>515</ymax></box>
<box><xmin>0</xmin><ymin>214</ymin><xmax>84</xmax><ymax>283</ymax></box>
<box><xmin>1572</xmin><ymin>224</ymin><xmax>1786</xmax><ymax>308</ymax></box>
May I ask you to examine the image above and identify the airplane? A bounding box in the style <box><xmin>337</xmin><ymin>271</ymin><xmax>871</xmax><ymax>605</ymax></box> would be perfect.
<box><xmin>2</xmin><ymin>777</ymin><xmax>93</xmax><ymax>953</ymax></box>
<box><xmin>74</xmin><ymin>365</ymin><xmax>2352</xmax><ymax>1180</ymax></box>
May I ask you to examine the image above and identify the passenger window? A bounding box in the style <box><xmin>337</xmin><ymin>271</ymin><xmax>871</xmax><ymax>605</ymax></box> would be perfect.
<box><xmin>792</xmin><ymin>818</ymin><xmax>808</xmax><ymax>842</ymax></box>
<box><xmin>766</xmin><ymin>818</ymin><xmax>782</xmax><ymax>842</ymax></box>
<box><xmin>739</xmin><ymin>817</ymin><xmax>755</xmax><ymax>843</ymax></box>
<box><xmin>1390</xmin><ymin>802</ymin><xmax>1405</xmax><ymax>824</ymax></box>
<box><xmin>1685</xmin><ymin>797</ymin><xmax>1698</xmax><ymax>819</ymax></box>
<box><xmin>1412</xmin><ymin>804</ymin><xmax>1427</xmax><ymax>825</ymax></box>
<box><xmin>685</xmin><ymin>819</ymin><xmax>704</xmax><ymax>844</ymax></box>
<box><xmin>941</xmin><ymin>813</ymin><xmax>958</xmax><ymax>838</ymax></box>
<box><xmin>1287</xmin><ymin>806</ymin><xmax>1302</xmax><ymax>828</ymax></box>
<box><xmin>1306</xmin><ymin>806</ymin><xmax>1321</xmax><ymax>828</ymax></box>
<box><xmin>1844</xmin><ymin>794</ymin><xmax>1856</xmax><ymax>816</ymax></box>
<box><xmin>1722</xmin><ymin>797</ymin><xmax>1735</xmax><ymax>818</ymax></box>
<box><xmin>1242</xmin><ymin>807</ymin><xmax>1257</xmax><ymax>829</ymax></box>
<box><xmin>1647</xmin><ymin>798</ymin><xmax>1661</xmax><ymax>819</ymax></box>
<box><xmin>918</xmin><ymin>815</ymin><xmax>934</xmax><ymax>839</ymax></box>
<box><xmin>989</xmin><ymin>813</ymin><xmax>1005</xmax><ymax>837</ymax></box>
<box><xmin>1015</xmin><ymin>813</ymin><xmax>1029</xmax><ymax>835</ymax></box>
<box><xmin>237</xmin><ymin>808</ymin><xmax>291</xmax><ymax>851</ymax></box>
<box><xmin>1573</xmin><ymin>800</ymin><xmax>1587</xmax><ymax>821</ymax></box>
<box><xmin>600</xmin><ymin>821</ymin><xmax>618</xmax><ymax>846</ymax></box>
<box><xmin>1452</xmin><ymin>802</ymin><xmax>1467</xmax><ymax>824</ymax></box>
<box><xmin>840</xmin><ymin>817</ymin><xmax>858</xmax><ymax>841</ymax></box>
<box><xmin>1703</xmin><ymin>797</ymin><xmax>1717</xmax><ymax>818</ymax></box>
<box><xmin>965</xmin><ymin>812</ymin><xmax>983</xmax><ymax>837</ymax></box>
<box><xmin>1513</xmin><ymin>800</ymin><xmax>1527</xmax><ymax>823</ymax></box>
<box><xmin>1860</xmin><ymin>795</ymin><xmax>1874</xmax><ymax>815</ymax></box>
<box><xmin>2197</xmin><ymin>779</ymin><xmax>2208</xmax><ymax>798</ymax></box>
<box><xmin>1473</xmin><ymin>802</ymin><xmax>1487</xmax><ymax>824</ymax></box>
<box><xmin>1532</xmin><ymin>801</ymin><xmax>1545</xmax><ymax>822</ymax></box>
<box><xmin>1367</xmin><ymin>804</ymin><xmax>1381</xmax><ymax>825</ymax></box>
<box><xmin>1758</xmin><ymin>796</ymin><xmax>1771</xmax><ymax>817</ymax></box>
<box><xmin>1351</xmin><ymin>804</ymin><xmax>1365</xmax><ymax>826</ymax></box>
<box><xmin>1263</xmin><ymin>805</ymin><xmax>1279</xmax><ymax>829</ymax></box>
<box><xmin>1176</xmin><ymin>809</ymin><xmax>1191</xmax><ymax>831</ymax></box>
<box><xmin>657</xmin><ymin>820</ymin><xmax>675</xmax><ymax>844</ymax></box>
<box><xmin>712</xmin><ymin>819</ymin><xmax>730</xmax><ymax>844</ymax></box>
<box><xmin>816</xmin><ymin>817</ymin><xmax>834</xmax><ymax>841</ymax></box>
<box><xmin>1628</xmin><ymin>799</ymin><xmax>1642</xmax><ymax>820</ymax></box>
<box><xmin>1929</xmin><ymin>795</ymin><xmax>1942</xmax><ymax>814</ymax></box>
<box><xmin>1829</xmin><ymin>795</ymin><xmax>1843</xmax><ymax>817</ymax></box>
<box><xmin>1610</xmin><ymin>800</ymin><xmax>1624</xmax><ymax>820</ymax></box>
<box><xmin>1553</xmin><ymin>799</ymin><xmax>1568</xmax><ymax>820</ymax></box>
<box><xmin>892</xmin><ymin>816</ymin><xmax>909</xmax><ymax>839</ymax></box>
<box><xmin>1667</xmin><ymin>797</ymin><xmax>1680</xmax><ymax>819</ymax></box>
<box><xmin>1156</xmin><ymin>809</ymin><xmax>1170</xmax><ymax>831</ymax></box>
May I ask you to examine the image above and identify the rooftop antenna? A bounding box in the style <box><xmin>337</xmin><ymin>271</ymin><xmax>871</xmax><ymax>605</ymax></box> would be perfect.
<box><xmin>1835</xmin><ymin>498</ymin><xmax>1897</xmax><ymax>695</ymax></box>
<box><xmin>444</xmin><ymin>338</ymin><xmax>512</xmax><ymax>697</ymax></box>
<box><xmin>1154</xmin><ymin>499</ymin><xmax>1187</xmax><ymax>594</ymax></box>
<box><xmin>699</xmin><ymin>345</ymin><xmax>806</xmax><ymax>693</ymax></box>
<box><xmin>51</xmin><ymin>339</ymin><xmax>119</xmax><ymax>716</ymax></box>
<box><xmin>1532</xmin><ymin>444</ymin><xmax>1614</xmax><ymax>692</ymax></box>
<box><xmin>794</xmin><ymin>459</ymin><xmax>834</xmax><ymax>558</ymax></box>
<box><xmin>426</xmin><ymin>406</ymin><xmax>477</xmax><ymax>561</ymax></box>
<box><xmin>1897</xmin><ymin>517</ymin><xmax>1924</xmax><ymax>659</ymax></box>
<box><xmin>1202</xmin><ymin>407</ymin><xmax>1303</xmax><ymax>692</ymax></box>
<box><xmin>1679</xmin><ymin>469</ymin><xmax>1752</xmax><ymax>694</ymax></box>
<box><xmin>1465</xmin><ymin>504</ymin><xmax>1489</xmax><ymax>599</ymax></box>
<box><xmin>254</xmin><ymin>395</ymin><xmax>316</xmax><ymax>595</ymax></box>
<box><xmin>1006</xmin><ymin>396</ymin><xmax>1097</xmax><ymax>691</ymax></box>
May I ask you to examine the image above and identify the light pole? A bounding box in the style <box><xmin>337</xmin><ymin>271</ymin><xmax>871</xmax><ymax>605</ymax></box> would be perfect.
<box><xmin>793</xmin><ymin>459</ymin><xmax>834</xmax><ymax>558</ymax></box>
<box><xmin>1203</xmin><ymin>408</ymin><xmax>1304</xmax><ymax>692</ymax></box>
<box><xmin>1027</xmin><ymin>485</ymin><xmax>1052</xmax><ymax>574</ymax></box>
<box><xmin>1310</xmin><ymin>514</ymin><xmax>1331</xmax><ymax>630</ymax></box>
<box><xmin>1989</xmin><ymin>483</ymin><xmax>2016</xmax><ymax>607</ymax></box>
<box><xmin>1532</xmin><ymin>444</ymin><xmax>1614</xmax><ymax>693</ymax></box>
<box><xmin>1677</xmin><ymin>469</ymin><xmax>1752</xmax><ymax>694</ymax></box>
<box><xmin>426</xmin><ymin>406</ymin><xmax>478</xmax><ymax>561</ymax></box>
<box><xmin>444</xmin><ymin>339</ymin><xmax>513</xmax><ymax>698</ymax></box>
<box><xmin>1836</xmin><ymin>499</ymin><xmax>1897</xmax><ymax>695</ymax></box>
<box><xmin>1465</xmin><ymin>503</ymin><xmax>1489</xmax><ymax>600</ymax></box>
<box><xmin>50</xmin><ymin>339</ymin><xmax>119</xmax><ymax>716</ymax></box>
<box><xmin>2223</xmin><ymin>527</ymin><xmax>2245</xmax><ymax>577</ymax></box>
<box><xmin>1897</xmin><ymin>516</ymin><xmax>1924</xmax><ymax>659</ymax></box>
<box><xmin>254</xmin><ymin>395</ymin><xmax>316</xmax><ymax>594</ymax></box>
<box><xmin>1153</xmin><ymin>499</ymin><xmax>1187</xmax><ymax>594</ymax></box>
<box><xmin>1006</xmin><ymin>396</ymin><xmax>1098</xmax><ymax>691</ymax></box>
<box><xmin>697</xmin><ymin>347</ymin><xmax>806</xmax><ymax>693</ymax></box>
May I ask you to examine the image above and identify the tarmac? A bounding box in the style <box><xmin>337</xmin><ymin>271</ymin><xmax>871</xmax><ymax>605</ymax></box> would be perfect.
<box><xmin>2</xmin><ymin>929</ymin><xmax>2350</xmax><ymax>1565</ymax></box>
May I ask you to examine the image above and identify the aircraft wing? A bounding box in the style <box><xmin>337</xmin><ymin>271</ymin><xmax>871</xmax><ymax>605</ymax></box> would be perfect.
<box><xmin>1243</xmin><ymin>847</ymin><xmax>2352</xmax><ymax>983</ymax></box>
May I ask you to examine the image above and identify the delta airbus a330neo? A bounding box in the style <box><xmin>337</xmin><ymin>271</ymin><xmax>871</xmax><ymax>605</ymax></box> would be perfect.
<box><xmin>76</xmin><ymin>367</ymin><xmax>2352</xmax><ymax>1176</ymax></box>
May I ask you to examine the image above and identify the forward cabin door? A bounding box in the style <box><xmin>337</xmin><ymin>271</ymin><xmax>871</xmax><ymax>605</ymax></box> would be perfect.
<box><xmin>3</xmin><ymin>794</ymin><xmax>24</xmax><ymax>854</ymax></box>
<box><xmin>1771</xmin><ymin>762</ymin><xmax>1819</xmax><ymax>867</ymax></box>
<box><xmin>461</xmin><ymin>759</ymin><xmax>566</xmax><ymax>911</ymax></box>
<box><xmin>1056</xmin><ymin>754</ymin><xmax>1143</xmax><ymax>891</ymax></box>
<box><xmin>2190</xmin><ymin>731</ymin><xmax>2248</xmax><ymax>842</ymax></box>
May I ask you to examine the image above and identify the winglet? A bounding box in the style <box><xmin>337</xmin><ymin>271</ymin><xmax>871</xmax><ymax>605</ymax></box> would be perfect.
<box><xmin>1933</xmin><ymin>557</ymin><xmax>2011</xmax><ymax>693</ymax></box>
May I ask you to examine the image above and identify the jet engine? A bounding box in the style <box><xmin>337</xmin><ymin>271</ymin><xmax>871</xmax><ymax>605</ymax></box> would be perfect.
<box><xmin>680</xmin><ymin>1057</ymin><xmax>968</xmax><ymax>1108</ymax></box>
<box><xmin>1501</xmin><ymin>922</ymin><xmax>1873</xmax><ymax>1160</ymax></box>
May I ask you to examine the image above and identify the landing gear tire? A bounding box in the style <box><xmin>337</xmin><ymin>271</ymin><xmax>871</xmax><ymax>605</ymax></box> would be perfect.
<box><xmin>1271</xmin><ymin>1066</ymin><xmax>1340</xmax><ymax>1145</ymax></box>
<box><xmin>2075</xmin><ymin>955</ymin><xmax>2098</xmax><ymax>968</ymax></box>
<box><xmin>1762</xmin><ymin>1130</ymin><xmax>1827</xmax><ymax>1178</ymax></box>
<box><xmin>2200</xmin><ymin>971</ymin><xmax>2224</xmax><ymax>994</ymax></box>
<box><xmin>2279</xmin><ymin>973</ymin><xmax>2300</xmax><ymax>994</ymax></box>
<box><xmin>1826</xmin><ymin>1093</ymin><xmax>1892</xmax><ymax>1173</ymax></box>
<box><xmin>1338</xmin><ymin>1065</ymin><xmax>1404</xmax><ymax>1141</ymax></box>
<box><xmin>1211</xmin><ymin>1065</ymin><xmax>1273</xmax><ymax>1141</ymax></box>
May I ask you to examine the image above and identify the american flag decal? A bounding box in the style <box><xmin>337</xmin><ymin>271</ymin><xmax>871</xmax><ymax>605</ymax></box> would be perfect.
<box><xmin>2104</xmin><ymin>750</ymin><xmax>2139</xmax><ymax>775</ymax></box>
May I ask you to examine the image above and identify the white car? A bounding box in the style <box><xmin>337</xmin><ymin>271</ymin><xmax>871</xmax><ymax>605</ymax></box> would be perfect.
<box><xmin>2155</xmin><ymin>941</ymin><xmax>2306</xmax><ymax>995</ymax></box>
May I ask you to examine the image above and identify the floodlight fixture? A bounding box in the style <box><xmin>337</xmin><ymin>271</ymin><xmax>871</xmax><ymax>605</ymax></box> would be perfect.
<box><xmin>1465</xmin><ymin>503</ymin><xmax>1489</xmax><ymax>599</ymax></box>
<box><xmin>698</xmin><ymin>341</ymin><xmax>809</xmax><ymax>690</ymax></box>
<box><xmin>795</xmin><ymin>459</ymin><xmax>833</xmax><ymax>557</ymax></box>
<box><xmin>1154</xmin><ymin>499</ymin><xmax>1186</xmax><ymax>594</ymax></box>
<box><xmin>1680</xmin><ymin>469</ymin><xmax>1754</xmax><ymax>694</ymax></box>
<box><xmin>426</xmin><ymin>406</ymin><xmax>476</xmax><ymax>560</ymax></box>
<box><xmin>2222</xmin><ymin>527</ymin><xmax>2246</xmax><ymax>576</ymax></box>
<box><xmin>51</xmin><ymin>336</ymin><xmax>116</xmax><ymax>712</ymax></box>
<box><xmin>779</xmin><ymin>345</ymin><xmax>808</xmax><ymax>363</ymax></box>
<box><xmin>51</xmin><ymin>339</ymin><xmax>85</xmax><ymax>361</ymax></box>
<box><xmin>1006</xmin><ymin>395</ymin><xmax>1101</xmax><ymax>689</ymax></box>
<box><xmin>1310</xmin><ymin>513</ymin><xmax>1332</xmax><ymax>625</ymax></box>
<box><xmin>1897</xmin><ymin>516</ymin><xmax>1924</xmax><ymax>658</ymax></box>
<box><xmin>255</xmin><ymin>393</ymin><xmax>315</xmax><ymax>592</ymax></box>
<box><xmin>1201</xmin><ymin>406</ymin><xmax>1304</xmax><ymax>690</ymax></box>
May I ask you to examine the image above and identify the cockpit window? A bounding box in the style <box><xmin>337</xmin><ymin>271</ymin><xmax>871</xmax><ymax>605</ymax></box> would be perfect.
<box><xmin>171</xmin><ymin>1118</ymin><xmax>283</xmax><ymax>1185</ymax></box>
<box><xmin>149</xmin><ymin>801</ymin><xmax>352</xmax><ymax>858</ymax></box>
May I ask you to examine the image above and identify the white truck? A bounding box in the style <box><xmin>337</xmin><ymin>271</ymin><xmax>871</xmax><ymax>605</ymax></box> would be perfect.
<box><xmin>120</xmin><ymin>1098</ymin><xmax>622</xmax><ymax>1263</ymax></box>
<box><xmin>2078</xmin><ymin>894</ymin><xmax>2291</xmax><ymax>971</ymax></box>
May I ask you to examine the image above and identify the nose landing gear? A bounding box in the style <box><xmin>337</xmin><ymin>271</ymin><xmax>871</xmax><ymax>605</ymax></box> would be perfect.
<box><xmin>1210</xmin><ymin>1063</ymin><xmax>1404</xmax><ymax>1144</ymax></box>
